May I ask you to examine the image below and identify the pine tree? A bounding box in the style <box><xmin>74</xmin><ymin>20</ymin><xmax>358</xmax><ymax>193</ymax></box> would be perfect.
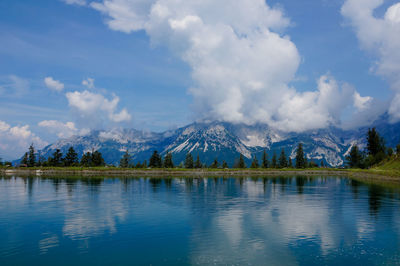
<box><xmin>250</xmin><ymin>156</ymin><xmax>259</xmax><ymax>168</ymax></box>
<box><xmin>91</xmin><ymin>151</ymin><xmax>105</xmax><ymax>166</ymax></box>
<box><xmin>210</xmin><ymin>158</ymin><xmax>219</xmax><ymax>168</ymax></box>
<box><xmin>149</xmin><ymin>151</ymin><xmax>162</xmax><ymax>168</ymax></box>
<box><xmin>222</xmin><ymin>160</ymin><xmax>228</xmax><ymax>169</ymax></box>
<box><xmin>21</xmin><ymin>152</ymin><xmax>28</xmax><ymax>166</ymax></box>
<box><xmin>367</xmin><ymin>128</ymin><xmax>385</xmax><ymax>156</ymax></box>
<box><xmin>261</xmin><ymin>150</ymin><xmax>269</xmax><ymax>168</ymax></box>
<box><xmin>346</xmin><ymin>145</ymin><xmax>363</xmax><ymax>168</ymax></box>
<box><xmin>51</xmin><ymin>149</ymin><xmax>63</xmax><ymax>167</ymax></box>
<box><xmin>238</xmin><ymin>154</ymin><xmax>246</xmax><ymax>168</ymax></box>
<box><xmin>271</xmin><ymin>151</ymin><xmax>277</xmax><ymax>168</ymax></box>
<box><xmin>119</xmin><ymin>151</ymin><xmax>131</xmax><ymax>168</ymax></box>
<box><xmin>304</xmin><ymin>155</ymin><xmax>308</xmax><ymax>168</ymax></box>
<box><xmin>28</xmin><ymin>144</ymin><xmax>36</xmax><ymax>167</ymax></box>
<box><xmin>288</xmin><ymin>157</ymin><xmax>293</xmax><ymax>168</ymax></box>
<box><xmin>397</xmin><ymin>143</ymin><xmax>400</xmax><ymax>155</ymax></box>
<box><xmin>278</xmin><ymin>149</ymin><xmax>288</xmax><ymax>168</ymax></box>
<box><xmin>64</xmin><ymin>147</ymin><xmax>79</xmax><ymax>167</ymax></box>
<box><xmin>80</xmin><ymin>152</ymin><xmax>91</xmax><ymax>167</ymax></box>
<box><xmin>163</xmin><ymin>152</ymin><xmax>174</xmax><ymax>168</ymax></box>
<box><xmin>184</xmin><ymin>153</ymin><xmax>194</xmax><ymax>169</ymax></box>
<box><xmin>194</xmin><ymin>155</ymin><xmax>202</xmax><ymax>168</ymax></box>
<box><xmin>295</xmin><ymin>143</ymin><xmax>306</xmax><ymax>168</ymax></box>
<box><xmin>320</xmin><ymin>160</ymin><xmax>325</xmax><ymax>168</ymax></box>
<box><xmin>387</xmin><ymin>147</ymin><xmax>394</xmax><ymax>157</ymax></box>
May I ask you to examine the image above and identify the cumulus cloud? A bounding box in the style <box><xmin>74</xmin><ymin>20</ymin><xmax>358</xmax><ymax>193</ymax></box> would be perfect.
<box><xmin>353</xmin><ymin>91</ymin><xmax>373</xmax><ymax>111</ymax></box>
<box><xmin>38</xmin><ymin>120</ymin><xmax>89</xmax><ymax>138</ymax></box>
<box><xmin>44</xmin><ymin>77</ymin><xmax>64</xmax><ymax>92</ymax></box>
<box><xmin>0</xmin><ymin>121</ymin><xmax>48</xmax><ymax>160</ymax></box>
<box><xmin>272</xmin><ymin>76</ymin><xmax>354</xmax><ymax>132</ymax></box>
<box><xmin>87</xmin><ymin>0</ymin><xmax>373</xmax><ymax>132</ymax></box>
<box><xmin>65</xmin><ymin>90</ymin><xmax>131</xmax><ymax>127</ymax></box>
<box><xmin>342</xmin><ymin>0</ymin><xmax>400</xmax><ymax>122</ymax></box>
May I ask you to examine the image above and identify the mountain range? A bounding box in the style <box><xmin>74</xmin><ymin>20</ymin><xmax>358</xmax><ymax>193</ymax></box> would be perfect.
<box><xmin>36</xmin><ymin>114</ymin><xmax>400</xmax><ymax>167</ymax></box>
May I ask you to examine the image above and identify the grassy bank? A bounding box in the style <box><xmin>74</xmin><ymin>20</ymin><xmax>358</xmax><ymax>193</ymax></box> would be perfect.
<box><xmin>1</xmin><ymin>166</ymin><xmax>399</xmax><ymax>181</ymax></box>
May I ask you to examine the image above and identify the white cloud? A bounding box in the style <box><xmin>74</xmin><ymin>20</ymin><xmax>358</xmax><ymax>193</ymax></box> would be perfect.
<box><xmin>44</xmin><ymin>77</ymin><xmax>64</xmax><ymax>92</ymax></box>
<box><xmin>82</xmin><ymin>77</ymin><xmax>95</xmax><ymax>89</ymax></box>
<box><xmin>353</xmin><ymin>91</ymin><xmax>372</xmax><ymax>111</ymax></box>
<box><xmin>38</xmin><ymin>120</ymin><xmax>87</xmax><ymax>138</ymax></box>
<box><xmin>272</xmin><ymin>76</ymin><xmax>354</xmax><ymax>132</ymax></box>
<box><xmin>63</xmin><ymin>0</ymin><xmax>86</xmax><ymax>6</ymax></box>
<box><xmin>0</xmin><ymin>121</ymin><xmax>48</xmax><ymax>160</ymax></box>
<box><xmin>89</xmin><ymin>0</ymin><xmax>372</xmax><ymax>132</ymax></box>
<box><xmin>342</xmin><ymin>0</ymin><xmax>400</xmax><ymax>122</ymax></box>
<box><xmin>65</xmin><ymin>90</ymin><xmax>131</xmax><ymax>127</ymax></box>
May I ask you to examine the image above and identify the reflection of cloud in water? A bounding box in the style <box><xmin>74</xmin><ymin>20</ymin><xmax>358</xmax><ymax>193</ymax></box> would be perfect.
<box><xmin>62</xmin><ymin>183</ymin><xmax>127</xmax><ymax>242</ymax></box>
<box><xmin>217</xmin><ymin>209</ymin><xmax>243</xmax><ymax>246</ymax></box>
<box><xmin>39</xmin><ymin>234</ymin><xmax>59</xmax><ymax>254</ymax></box>
<box><xmin>189</xmin><ymin>178</ymin><xmax>385</xmax><ymax>263</ymax></box>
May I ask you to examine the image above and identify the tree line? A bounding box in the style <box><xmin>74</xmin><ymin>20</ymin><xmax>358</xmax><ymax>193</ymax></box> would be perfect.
<box><xmin>20</xmin><ymin>145</ymin><xmax>105</xmax><ymax>167</ymax></box>
<box><xmin>346</xmin><ymin>127</ymin><xmax>400</xmax><ymax>168</ymax></box>
<box><xmin>119</xmin><ymin>143</ymin><xmax>321</xmax><ymax>169</ymax></box>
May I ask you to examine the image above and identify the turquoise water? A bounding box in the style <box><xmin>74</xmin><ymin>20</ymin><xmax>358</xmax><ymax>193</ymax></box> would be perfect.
<box><xmin>1</xmin><ymin>176</ymin><xmax>400</xmax><ymax>265</ymax></box>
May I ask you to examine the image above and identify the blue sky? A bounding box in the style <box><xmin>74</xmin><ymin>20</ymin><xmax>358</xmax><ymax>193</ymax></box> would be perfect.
<box><xmin>1</xmin><ymin>0</ymin><xmax>400</xmax><ymax>159</ymax></box>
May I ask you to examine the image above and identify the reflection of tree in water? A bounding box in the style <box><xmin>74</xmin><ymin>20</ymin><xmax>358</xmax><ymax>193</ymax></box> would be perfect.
<box><xmin>368</xmin><ymin>185</ymin><xmax>384</xmax><ymax>217</ymax></box>
<box><xmin>237</xmin><ymin>177</ymin><xmax>245</xmax><ymax>187</ymax></box>
<box><xmin>149</xmin><ymin>178</ymin><xmax>162</xmax><ymax>191</ymax></box>
<box><xmin>349</xmin><ymin>179</ymin><xmax>361</xmax><ymax>199</ymax></box>
<box><xmin>278</xmin><ymin>177</ymin><xmax>288</xmax><ymax>192</ymax></box>
<box><xmin>80</xmin><ymin>178</ymin><xmax>103</xmax><ymax>192</ymax></box>
<box><xmin>184</xmin><ymin>178</ymin><xmax>194</xmax><ymax>191</ymax></box>
<box><xmin>51</xmin><ymin>178</ymin><xmax>62</xmax><ymax>192</ymax></box>
<box><xmin>296</xmin><ymin>176</ymin><xmax>307</xmax><ymax>194</ymax></box>
<box><xmin>164</xmin><ymin>178</ymin><xmax>173</xmax><ymax>189</ymax></box>
<box><xmin>23</xmin><ymin>177</ymin><xmax>35</xmax><ymax>197</ymax></box>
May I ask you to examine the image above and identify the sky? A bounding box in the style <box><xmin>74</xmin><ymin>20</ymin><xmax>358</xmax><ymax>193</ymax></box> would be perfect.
<box><xmin>0</xmin><ymin>0</ymin><xmax>400</xmax><ymax>160</ymax></box>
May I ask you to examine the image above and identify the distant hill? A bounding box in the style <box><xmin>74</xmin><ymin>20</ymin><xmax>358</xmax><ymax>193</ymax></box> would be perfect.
<box><xmin>35</xmin><ymin>115</ymin><xmax>400</xmax><ymax>167</ymax></box>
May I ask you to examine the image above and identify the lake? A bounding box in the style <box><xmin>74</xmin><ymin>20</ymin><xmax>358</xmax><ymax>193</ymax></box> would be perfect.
<box><xmin>0</xmin><ymin>175</ymin><xmax>400</xmax><ymax>265</ymax></box>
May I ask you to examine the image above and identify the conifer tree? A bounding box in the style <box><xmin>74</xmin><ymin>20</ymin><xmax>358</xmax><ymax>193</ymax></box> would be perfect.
<box><xmin>261</xmin><ymin>150</ymin><xmax>269</xmax><ymax>168</ymax></box>
<box><xmin>320</xmin><ymin>160</ymin><xmax>325</xmax><ymax>168</ymax></box>
<box><xmin>163</xmin><ymin>152</ymin><xmax>174</xmax><ymax>168</ymax></box>
<box><xmin>250</xmin><ymin>156</ymin><xmax>259</xmax><ymax>168</ymax></box>
<box><xmin>210</xmin><ymin>158</ymin><xmax>219</xmax><ymax>168</ymax></box>
<box><xmin>64</xmin><ymin>147</ymin><xmax>78</xmax><ymax>167</ymax></box>
<box><xmin>91</xmin><ymin>151</ymin><xmax>105</xmax><ymax>166</ymax></box>
<box><xmin>80</xmin><ymin>152</ymin><xmax>91</xmax><ymax>167</ymax></box>
<box><xmin>271</xmin><ymin>151</ymin><xmax>277</xmax><ymax>168</ymax></box>
<box><xmin>238</xmin><ymin>154</ymin><xmax>246</xmax><ymax>168</ymax></box>
<box><xmin>397</xmin><ymin>143</ymin><xmax>400</xmax><ymax>155</ymax></box>
<box><xmin>295</xmin><ymin>143</ymin><xmax>306</xmax><ymax>168</ymax></box>
<box><xmin>184</xmin><ymin>153</ymin><xmax>194</xmax><ymax>169</ymax></box>
<box><xmin>21</xmin><ymin>152</ymin><xmax>28</xmax><ymax>166</ymax></box>
<box><xmin>346</xmin><ymin>145</ymin><xmax>363</xmax><ymax>168</ymax></box>
<box><xmin>222</xmin><ymin>160</ymin><xmax>228</xmax><ymax>169</ymax></box>
<box><xmin>367</xmin><ymin>128</ymin><xmax>385</xmax><ymax>156</ymax></box>
<box><xmin>387</xmin><ymin>147</ymin><xmax>394</xmax><ymax>157</ymax></box>
<box><xmin>278</xmin><ymin>149</ymin><xmax>288</xmax><ymax>168</ymax></box>
<box><xmin>28</xmin><ymin>144</ymin><xmax>36</xmax><ymax>167</ymax></box>
<box><xmin>288</xmin><ymin>157</ymin><xmax>293</xmax><ymax>168</ymax></box>
<box><xmin>194</xmin><ymin>155</ymin><xmax>202</xmax><ymax>168</ymax></box>
<box><xmin>149</xmin><ymin>151</ymin><xmax>162</xmax><ymax>168</ymax></box>
<box><xmin>51</xmin><ymin>149</ymin><xmax>63</xmax><ymax>167</ymax></box>
<box><xmin>119</xmin><ymin>151</ymin><xmax>131</xmax><ymax>168</ymax></box>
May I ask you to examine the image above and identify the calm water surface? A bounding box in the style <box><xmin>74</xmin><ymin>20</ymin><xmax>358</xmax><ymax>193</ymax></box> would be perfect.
<box><xmin>1</xmin><ymin>175</ymin><xmax>400</xmax><ymax>265</ymax></box>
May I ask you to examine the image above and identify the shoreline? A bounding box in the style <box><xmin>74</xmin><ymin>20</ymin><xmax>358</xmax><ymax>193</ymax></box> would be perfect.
<box><xmin>1</xmin><ymin>167</ymin><xmax>400</xmax><ymax>182</ymax></box>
